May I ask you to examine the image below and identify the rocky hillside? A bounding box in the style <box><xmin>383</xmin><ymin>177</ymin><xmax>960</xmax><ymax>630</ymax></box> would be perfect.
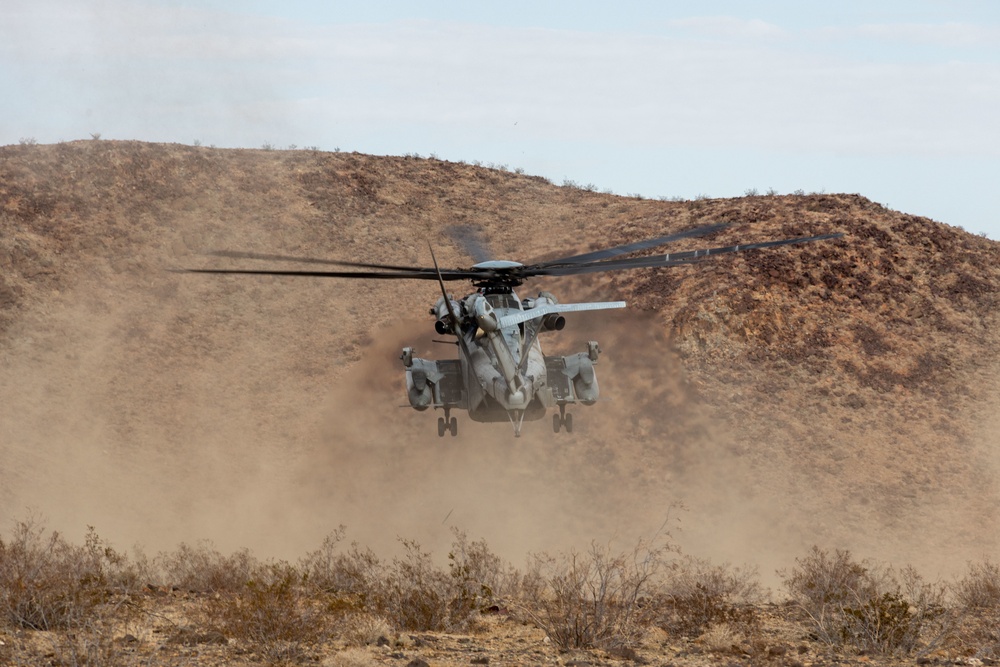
<box><xmin>1</xmin><ymin>140</ymin><xmax>998</xmax><ymax>577</ymax></box>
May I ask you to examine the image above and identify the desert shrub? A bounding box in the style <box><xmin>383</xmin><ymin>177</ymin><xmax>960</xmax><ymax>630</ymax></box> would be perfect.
<box><xmin>155</xmin><ymin>541</ymin><xmax>260</xmax><ymax>593</ymax></box>
<box><xmin>339</xmin><ymin>611</ymin><xmax>392</xmax><ymax>646</ymax></box>
<box><xmin>378</xmin><ymin>538</ymin><xmax>454</xmax><ymax>632</ymax></box>
<box><xmin>299</xmin><ymin>527</ymin><xmax>392</xmax><ymax>615</ymax></box>
<box><xmin>782</xmin><ymin>547</ymin><xmax>947</xmax><ymax>655</ymax></box>
<box><xmin>0</xmin><ymin>518</ymin><xmax>141</xmax><ymax>631</ymax></box>
<box><xmin>0</xmin><ymin>519</ymin><xmax>147</xmax><ymax>666</ymax></box>
<box><xmin>207</xmin><ymin>561</ymin><xmax>326</xmax><ymax>663</ymax></box>
<box><xmin>954</xmin><ymin>560</ymin><xmax>1000</xmax><ymax>610</ymax></box>
<box><xmin>303</xmin><ymin>528</ymin><xmax>510</xmax><ymax>633</ymax></box>
<box><xmin>659</xmin><ymin>557</ymin><xmax>763</xmax><ymax>639</ymax></box>
<box><xmin>447</xmin><ymin>528</ymin><xmax>518</xmax><ymax>619</ymax></box>
<box><xmin>943</xmin><ymin>561</ymin><xmax>1000</xmax><ymax>660</ymax></box>
<box><xmin>300</xmin><ymin>526</ymin><xmax>356</xmax><ymax>594</ymax></box>
<box><xmin>522</xmin><ymin>539</ymin><xmax>675</xmax><ymax>650</ymax></box>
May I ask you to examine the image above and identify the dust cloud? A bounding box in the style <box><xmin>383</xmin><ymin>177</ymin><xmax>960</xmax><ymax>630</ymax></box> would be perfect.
<box><xmin>1</xmin><ymin>268</ymin><xmax>998</xmax><ymax>585</ymax></box>
<box><xmin>0</xmin><ymin>266</ymin><xmax>773</xmax><ymax>569</ymax></box>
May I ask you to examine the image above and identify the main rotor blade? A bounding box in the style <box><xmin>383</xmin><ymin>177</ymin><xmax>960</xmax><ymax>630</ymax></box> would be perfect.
<box><xmin>525</xmin><ymin>232</ymin><xmax>844</xmax><ymax>277</ymax></box>
<box><xmin>183</xmin><ymin>267</ymin><xmax>481</xmax><ymax>280</ymax></box>
<box><xmin>532</xmin><ymin>222</ymin><xmax>730</xmax><ymax>267</ymax></box>
<box><xmin>206</xmin><ymin>250</ymin><xmax>444</xmax><ymax>273</ymax></box>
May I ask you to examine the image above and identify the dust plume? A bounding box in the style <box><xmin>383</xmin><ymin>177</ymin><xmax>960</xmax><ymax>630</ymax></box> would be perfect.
<box><xmin>3</xmin><ymin>143</ymin><xmax>1000</xmax><ymax>588</ymax></box>
<box><xmin>3</xmin><ymin>268</ymin><xmax>996</xmax><ymax>582</ymax></box>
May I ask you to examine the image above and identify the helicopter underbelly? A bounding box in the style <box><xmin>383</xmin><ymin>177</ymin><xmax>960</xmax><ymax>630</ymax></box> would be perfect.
<box><xmin>467</xmin><ymin>394</ymin><xmax>547</xmax><ymax>423</ymax></box>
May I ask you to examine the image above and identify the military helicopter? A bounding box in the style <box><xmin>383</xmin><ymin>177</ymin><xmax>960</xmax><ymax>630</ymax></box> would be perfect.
<box><xmin>186</xmin><ymin>222</ymin><xmax>841</xmax><ymax>437</ymax></box>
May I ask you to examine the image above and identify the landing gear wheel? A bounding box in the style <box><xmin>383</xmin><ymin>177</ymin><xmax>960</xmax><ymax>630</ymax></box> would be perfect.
<box><xmin>553</xmin><ymin>404</ymin><xmax>573</xmax><ymax>434</ymax></box>
<box><xmin>449</xmin><ymin>417</ymin><xmax>458</xmax><ymax>437</ymax></box>
<box><xmin>437</xmin><ymin>417</ymin><xmax>446</xmax><ymax>438</ymax></box>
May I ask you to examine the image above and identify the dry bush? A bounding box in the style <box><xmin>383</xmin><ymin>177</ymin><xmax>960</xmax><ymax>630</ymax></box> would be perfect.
<box><xmin>0</xmin><ymin>518</ymin><xmax>148</xmax><ymax>666</ymax></box>
<box><xmin>782</xmin><ymin>547</ymin><xmax>948</xmax><ymax>655</ymax></box>
<box><xmin>954</xmin><ymin>560</ymin><xmax>1000</xmax><ymax>610</ymax></box>
<box><xmin>302</xmin><ymin>528</ymin><xmax>510</xmax><ymax>633</ymax></box>
<box><xmin>947</xmin><ymin>561</ymin><xmax>1000</xmax><ymax>660</ymax></box>
<box><xmin>447</xmin><ymin>528</ymin><xmax>518</xmax><ymax>617</ymax></box>
<box><xmin>339</xmin><ymin>611</ymin><xmax>392</xmax><ymax>647</ymax></box>
<box><xmin>522</xmin><ymin>539</ymin><xmax>675</xmax><ymax>650</ymax></box>
<box><xmin>659</xmin><ymin>556</ymin><xmax>763</xmax><ymax>640</ymax></box>
<box><xmin>0</xmin><ymin>518</ymin><xmax>142</xmax><ymax>631</ymax></box>
<box><xmin>206</xmin><ymin>561</ymin><xmax>327</xmax><ymax>663</ymax></box>
<box><xmin>699</xmin><ymin>622</ymin><xmax>740</xmax><ymax>653</ymax></box>
<box><xmin>378</xmin><ymin>538</ymin><xmax>455</xmax><ymax>632</ymax></box>
<box><xmin>155</xmin><ymin>541</ymin><xmax>260</xmax><ymax>593</ymax></box>
<box><xmin>300</xmin><ymin>526</ymin><xmax>352</xmax><ymax>594</ymax></box>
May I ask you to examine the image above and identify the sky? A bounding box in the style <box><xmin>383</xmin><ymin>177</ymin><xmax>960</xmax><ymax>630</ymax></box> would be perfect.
<box><xmin>2</xmin><ymin>1</ymin><xmax>999</xmax><ymax>237</ymax></box>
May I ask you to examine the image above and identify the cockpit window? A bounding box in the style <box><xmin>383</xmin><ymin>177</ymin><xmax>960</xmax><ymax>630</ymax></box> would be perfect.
<box><xmin>486</xmin><ymin>294</ymin><xmax>521</xmax><ymax>310</ymax></box>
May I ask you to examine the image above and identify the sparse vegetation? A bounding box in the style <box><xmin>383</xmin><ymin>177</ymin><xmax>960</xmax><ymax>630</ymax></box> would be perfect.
<box><xmin>206</xmin><ymin>562</ymin><xmax>326</xmax><ymax>662</ymax></box>
<box><xmin>658</xmin><ymin>556</ymin><xmax>763</xmax><ymax>640</ymax></box>
<box><xmin>155</xmin><ymin>541</ymin><xmax>260</xmax><ymax>594</ymax></box>
<box><xmin>781</xmin><ymin>547</ymin><xmax>949</xmax><ymax>655</ymax></box>
<box><xmin>0</xmin><ymin>518</ymin><xmax>143</xmax><ymax>631</ymax></box>
<box><xmin>3</xmin><ymin>518</ymin><xmax>1000</xmax><ymax>664</ymax></box>
<box><xmin>521</xmin><ymin>538</ymin><xmax>676</xmax><ymax>650</ymax></box>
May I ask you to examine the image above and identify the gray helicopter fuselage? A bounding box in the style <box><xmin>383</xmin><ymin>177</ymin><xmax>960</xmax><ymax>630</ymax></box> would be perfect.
<box><xmin>462</xmin><ymin>291</ymin><xmax>548</xmax><ymax>422</ymax></box>
<box><xmin>402</xmin><ymin>289</ymin><xmax>605</xmax><ymax>433</ymax></box>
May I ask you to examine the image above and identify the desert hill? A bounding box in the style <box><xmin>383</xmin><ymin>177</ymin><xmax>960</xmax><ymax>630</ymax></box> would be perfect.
<box><xmin>1</xmin><ymin>140</ymin><xmax>998</xmax><ymax>578</ymax></box>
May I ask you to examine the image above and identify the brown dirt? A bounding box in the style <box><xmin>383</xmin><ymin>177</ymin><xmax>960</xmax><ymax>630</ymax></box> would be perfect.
<box><xmin>2</xmin><ymin>140</ymin><xmax>999</xmax><ymax>584</ymax></box>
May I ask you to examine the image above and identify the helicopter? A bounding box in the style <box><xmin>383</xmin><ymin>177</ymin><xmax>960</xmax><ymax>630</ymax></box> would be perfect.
<box><xmin>186</xmin><ymin>222</ymin><xmax>842</xmax><ymax>437</ymax></box>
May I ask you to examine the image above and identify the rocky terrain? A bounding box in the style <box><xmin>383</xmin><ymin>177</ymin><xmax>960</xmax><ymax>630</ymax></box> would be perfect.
<box><xmin>1</xmin><ymin>140</ymin><xmax>999</xmax><ymax>665</ymax></box>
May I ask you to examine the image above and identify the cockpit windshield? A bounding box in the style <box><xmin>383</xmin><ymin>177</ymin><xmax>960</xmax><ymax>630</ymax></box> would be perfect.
<box><xmin>486</xmin><ymin>293</ymin><xmax>521</xmax><ymax>311</ymax></box>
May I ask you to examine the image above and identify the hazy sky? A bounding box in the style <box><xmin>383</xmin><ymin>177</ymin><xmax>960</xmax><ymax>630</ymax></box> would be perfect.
<box><xmin>3</xmin><ymin>0</ymin><xmax>999</xmax><ymax>237</ymax></box>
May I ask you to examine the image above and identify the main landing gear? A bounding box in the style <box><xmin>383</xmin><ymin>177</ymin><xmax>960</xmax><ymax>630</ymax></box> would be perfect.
<box><xmin>552</xmin><ymin>404</ymin><xmax>573</xmax><ymax>433</ymax></box>
<box><xmin>437</xmin><ymin>408</ymin><xmax>458</xmax><ymax>437</ymax></box>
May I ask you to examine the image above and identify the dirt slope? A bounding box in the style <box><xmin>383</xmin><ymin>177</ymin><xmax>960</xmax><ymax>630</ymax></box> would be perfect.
<box><xmin>1</xmin><ymin>140</ymin><xmax>998</xmax><ymax>577</ymax></box>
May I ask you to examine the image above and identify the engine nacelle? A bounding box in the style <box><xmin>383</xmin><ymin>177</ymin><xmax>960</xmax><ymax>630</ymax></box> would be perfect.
<box><xmin>402</xmin><ymin>354</ymin><xmax>444</xmax><ymax>412</ymax></box>
<box><xmin>470</xmin><ymin>295</ymin><xmax>499</xmax><ymax>332</ymax></box>
<box><xmin>573</xmin><ymin>357</ymin><xmax>599</xmax><ymax>404</ymax></box>
<box><xmin>561</xmin><ymin>347</ymin><xmax>601</xmax><ymax>405</ymax></box>
<box><xmin>406</xmin><ymin>369</ymin><xmax>433</xmax><ymax>410</ymax></box>
<box><xmin>431</xmin><ymin>295</ymin><xmax>462</xmax><ymax>335</ymax></box>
